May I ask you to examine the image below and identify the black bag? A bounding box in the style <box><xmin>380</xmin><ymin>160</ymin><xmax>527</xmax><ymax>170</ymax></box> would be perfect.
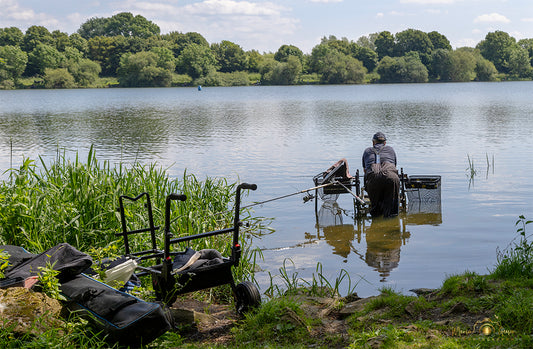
<box><xmin>1</xmin><ymin>243</ymin><xmax>171</xmax><ymax>346</ymax></box>
<box><xmin>4</xmin><ymin>243</ymin><xmax>92</xmax><ymax>282</ymax></box>
<box><xmin>61</xmin><ymin>274</ymin><xmax>172</xmax><ymax>347</ymax></box>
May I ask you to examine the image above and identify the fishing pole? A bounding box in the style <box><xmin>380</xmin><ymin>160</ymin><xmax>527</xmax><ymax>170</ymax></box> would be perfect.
<box><xmin>241</xmin><ymin>182</ymin><xmax>337</xmax><ymax>209</ymax></box>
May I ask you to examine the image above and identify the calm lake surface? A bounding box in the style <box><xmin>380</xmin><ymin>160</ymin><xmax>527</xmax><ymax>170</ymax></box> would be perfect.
<box><xmin>1</xmin><ymin>83</ymin><xmax>532</xmax><ymax>297</ymax></box>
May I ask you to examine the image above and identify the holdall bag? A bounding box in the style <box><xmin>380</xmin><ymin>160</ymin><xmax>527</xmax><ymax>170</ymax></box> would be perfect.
<box><xmin>61</xmin><ymin>273</ymin><xmax>172</xmax><ymax>347</ymax></box>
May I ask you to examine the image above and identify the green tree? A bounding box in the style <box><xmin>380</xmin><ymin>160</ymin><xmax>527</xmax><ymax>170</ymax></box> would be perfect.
<box><xmin>377</xmin><ymin>56</ymin><xmax>399</xmax><ymax>82</ymax></box>
<box><xmin>68</xmin><ymin>33</ymin><xmax>88</xmax><ymax>55</ymax></box>
<box><xmin>0</xmin><ymin>27</ymin><xmax>24</xmax><ymax>47</ymax></box>
<box><xmin>77</xmin><ymin>17</ymin><xmax>109</xmax><ymax>39</ymax></box>
<box><xmin>395</xmin><ymin>29</ymin><xmax>434</xmax><ymax>56</ymax></box>
<box><xmin>117</xmin><ymin>51</ymin><xmax>172</xmax><ymax>87</ymax></box>
<box><xmin>395</xmin><ymin>29</ymin><xmax>433</xmax><ymax>66</ymax></box>
<box><xmin>0</xmin><ymin>45</ymin><xmax>28</xmax><ymax>86</ymax></box>
<box><xmin>246</xmin><ymin>50</ymin><xmax>264</xmax><ymax>73</ymax></box>
<box><xmin>320</xmin><ymin>51</ymin><xmax>366</xmax><ymax>84</ymax></box>
<box><xmin>176</xmin><ymin>43</ymin><xmax>218</xmax><ymax>79</ymax></box>
<box><xmin>321</xmin><ymin>35</ymin><xmax>351</xmax><ymax>56</ymax></box>
<box><xmin>518</xmin><ymin>38</ymin><xmax>533</xmax><ymax>66</ymax></box>
<box><xmin>428</xmin><ymin>31</ymin><xmax>452</xmax><ymax>51</ymax></box>
<box><xmin>43</xmin><ymin>68</ymin><xmax>76</xmax><ymax>88</ymax></box>
<box><xmin>211</xmin><ymin>40</ymin><xmax>248</xmax><ymax>73</ymax></box>
<box><xmin>350</xmin><ymin>43</ymin><xmax>378</xmax><ymax>72</ymax></box>
<box><xmin>78</xmin><ymin>13</ymin><xmax>160</xmax><ymax>39</ymax></box>
<box><xmin>87</xmin><ymin>36</ymin><xmax>117</xmax><ymax>75</ymax></box>
<box><xmin>401</xmin><ymin>52</ymin><xmax>429</xmax><ymax>82</ymax></box>
<box><xmin>23</xmin><ymin>25</ymin><xmax>54</xmax><ymax>52</ymax></box>
<box><xmin>356</xmin><ymin>33</ymin><xmax>378</xmax><ymax>51</ymax></box>
<box><xmin>430</xmin><ymin>48</ymin><xmax>453</xmax><ymax>80</ymax></box>
<box><xmin>68</xmin><ymin>58</ymin><xmax>101</xmax><ymax>86</ymax></box>
<box><xmin>449</xmin><ymin>49</ymin><xmax>476</xmax><ymax>82</ymax></box>
<box><xmin>52</xmin><ymin>30</ymin><xmax>70</xmax><ymax>51</ymax></box>
<box><xmin>87</xmin><ymin>36</ymin><xmax>144</xmax><ymax>76</ymax></box>
<box><xmin>508</xmin><ymin>47</ymin><xmax>532</xmax><ymax>78</ymax></box>
<box><xmin>161</xmin><ymin>32</ymin><xmax>209</xmax><ymax>57</ymax></box>
<box><xmin>26</xmin><ymin>43</ymin><xmax>65</xmax><ymax>76</ymax></box>
<box><xmin>308</xmin><ymin>44</ymin><xmax>332</xmax><ymax>74</ymax></box>
<box><xmin>475</xmin><ymin>56</ymin><xmax>498</xmax><ymax>81</ymax></box>
<box><xmin>150</xmin><ymin>47</ymin><xmax>176</xmax><ymax>71</ymax></box>
<box><xmin>107</xmin><ymin>12</ymin><xmax>160</xmax><ymax>38</ymax></box>
<box><xmin>274</xmin><ymin>45</ymin><xmax>304</xmax><ymax>65</ymax></box>
<box><xmin>477</xmin><ymin>31</ymin><xmax>517</xmax><ymax>73</ymax></box>
<box><xmin>374</xmin><ymin>31</ymin><xmax>395</xmax><ymax>59</ymax></box>
<box><xmin>63</xmin><ymin>47</ymin><xmax>83</xmax><ymax>62</ymax></box>
<box><xmin>261</xmin><ymin>55</ymin><xmax>302</xmax><ymax>85</ymax></box>
<box><xmin>377</xmin><ymin>53</ymin><xmax>428</xmax><ymax>83</ymax></box>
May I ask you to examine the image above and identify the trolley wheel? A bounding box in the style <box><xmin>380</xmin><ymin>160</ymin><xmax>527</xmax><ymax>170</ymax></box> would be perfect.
<box><xmin>235</xmin><ymin>281</ymin><xmax>261</xmax><ymax>314</ymax></box>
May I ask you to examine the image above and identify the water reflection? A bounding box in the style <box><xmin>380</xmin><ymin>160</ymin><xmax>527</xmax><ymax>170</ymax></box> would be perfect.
<box><xmin>364</xmin><ymin>217</ymin><xmax>408</xmax><ymax>281</ymax></box>
<box><xmin>310</xmin><ymin>198</ymin><xmax>442</xmax><ymax>281</ymax></box>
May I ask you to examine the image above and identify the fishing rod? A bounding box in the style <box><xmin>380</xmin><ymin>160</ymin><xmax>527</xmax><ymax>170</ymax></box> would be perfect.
<box><xmin>168</xmin><ymin>181</ymin><xmax>365</xmax><ymax>226</ymax></box>
<box><xmin>241</xmin><ymin>182</ymin><xmax>337</xmax><ymax>209</ymax></box>
<box><xmin>242</xmin><ymin>180</ymin><xmax>367</xmax><ymax>209</ymax></box>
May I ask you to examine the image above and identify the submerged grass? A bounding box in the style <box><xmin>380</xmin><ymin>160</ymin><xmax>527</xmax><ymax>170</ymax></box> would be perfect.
<box><xmin>265</xmin><ymin>258</ymin><xmax>365</xmax><ymax>299</ymax></box>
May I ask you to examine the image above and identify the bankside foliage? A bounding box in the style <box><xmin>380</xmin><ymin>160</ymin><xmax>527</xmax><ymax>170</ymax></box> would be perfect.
<box><xmin>2</xmin><ymin>13</ymin><xmax>533</xmax><ymax>89</ymax></box>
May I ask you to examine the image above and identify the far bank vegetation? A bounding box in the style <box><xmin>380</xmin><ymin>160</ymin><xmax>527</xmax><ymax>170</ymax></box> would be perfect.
<box><xmin>1</xmin><ymin>12</ymin><xmax>532</xmax><ymax>89</ymax></box>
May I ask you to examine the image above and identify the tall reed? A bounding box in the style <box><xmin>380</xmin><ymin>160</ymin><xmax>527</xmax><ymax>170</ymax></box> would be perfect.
<box><xmin>0</xmin><ymin>147</ymin><xmax>262</xmax><ymax>284</ymax></box>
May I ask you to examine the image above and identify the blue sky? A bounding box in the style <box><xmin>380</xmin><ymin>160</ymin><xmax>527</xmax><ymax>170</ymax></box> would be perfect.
<box><xmin>2</xmin><ymin>0</ymin><xmax>533</xmax><ymax>53</ymax></box>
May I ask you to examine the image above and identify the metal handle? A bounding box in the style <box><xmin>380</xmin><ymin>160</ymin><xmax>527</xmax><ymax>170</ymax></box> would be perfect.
<box><xmin>167</xmin><ymin>193</ymin><xmax>187</xmax><ymax>201</ymax></box>
<box><xmin>238</xmin><ymin>183</ymin><xmax>257</xmax><ymax>191</ymax></box>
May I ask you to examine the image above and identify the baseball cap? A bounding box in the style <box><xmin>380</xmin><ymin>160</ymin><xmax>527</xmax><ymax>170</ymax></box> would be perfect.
<box><xmin>373</xmin><ymin>132</ymin><xmax>386</xmax><ymax>142</ymax></box>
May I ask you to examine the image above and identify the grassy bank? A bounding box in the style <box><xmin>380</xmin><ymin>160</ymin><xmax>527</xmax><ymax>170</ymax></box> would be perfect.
<box><xmin>1</xmin><ymin>152</ymin><xmax>532</xmax><ymax>348</ymax></box>
<box><xmin>223</xmin><ymin>216</ymin><xmax>533</xmax><ymax>349</ymax></box>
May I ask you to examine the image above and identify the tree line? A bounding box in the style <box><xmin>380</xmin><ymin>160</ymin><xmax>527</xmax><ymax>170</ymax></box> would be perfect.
<box><xmin>1</xmin><ymin>12</ymin><xmax>533</xmax><ymax>89</ymax></box>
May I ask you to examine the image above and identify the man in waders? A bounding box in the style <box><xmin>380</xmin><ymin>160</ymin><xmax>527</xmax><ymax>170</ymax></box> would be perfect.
<box><xmin>362</xmin><ymin>132</ymin><xmax>400</xmax><ymax>218</ymax></box>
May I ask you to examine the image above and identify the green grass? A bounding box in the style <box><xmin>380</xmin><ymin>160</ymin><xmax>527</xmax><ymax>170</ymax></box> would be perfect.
<box><xmin>231</xmin><ymin>297</ymin><xmax>312</xmax><ymax>347</ymax></box>
<box><xmin>0</xmin><ymin>148</ymin><xmax>266</xmax><ymax>291</ymax></box>
<box><xmin>491</xmin><ymin>215</ymin><xmax>533</xmax><ymax>279</ymax></box>
<box><xmin>2</xmin><ymin>153</ymin><xmax>533</xmax><ymax>348</ymax></box>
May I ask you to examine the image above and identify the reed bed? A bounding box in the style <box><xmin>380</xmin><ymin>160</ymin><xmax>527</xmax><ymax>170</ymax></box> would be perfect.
<box><xmin>0</xmin><ymin>148</ymin><xmax>262</xmax><ymax>284</ymax></box>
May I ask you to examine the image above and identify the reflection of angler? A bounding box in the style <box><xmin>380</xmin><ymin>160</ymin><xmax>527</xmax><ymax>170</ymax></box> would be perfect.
<box><xmin>315</xmin><ymin>201</ymin><xmax>411</xmax><ymax>281</ymax></box>
<box><xmin>364</xmin><ymin>217</ymin><xmax>410</xmax><ymax>282</ymax></box>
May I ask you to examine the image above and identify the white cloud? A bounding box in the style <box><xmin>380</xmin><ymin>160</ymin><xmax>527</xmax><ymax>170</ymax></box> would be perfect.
<box><xmin>0</xmin><ymin>0</ymin><xmax>62</xmax><ymax>31</ymax></box>
<box><xmin>389</xmin><ymin>11</ymin><xmax>407</xmax><ymax>16</ymax></box>
<box><xmin>474</xmin><ymin>13</ymin><xmax>510</xmax><ymax>24</ymax></box>
<box><xmin>455</xmin><ymin>38</ymin><xmax>477</xmax><ymax>48</ymax></box>
<box><xmin>124</xmin><ymin>0</ymin><xmax>298</xmax><ymax>52</ymax></box>
<box><xmin>400</xmin><ymin>0</ymin><xmax>458</xmax><ymax>4</ymax></box>
<box><xmin>309</xmin><ymin>0</ymin><xmax>343</xmax><ymax>3</ymax></box>
<box><xmin>521</xmin><ymin>17</ymin><xmax>533</xmax><ymax>22</ymax></box>
<box><xmin>182</xmin><ymin>0</ymin><xmax>285</xmax><ymax>16</ymax></box>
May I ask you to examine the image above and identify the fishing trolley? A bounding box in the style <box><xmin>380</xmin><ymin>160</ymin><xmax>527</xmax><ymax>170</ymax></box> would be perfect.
<box><xmin>117</xmin><ymin>183</ymin><xmax>261</xmax><ymax>314</ymax></box>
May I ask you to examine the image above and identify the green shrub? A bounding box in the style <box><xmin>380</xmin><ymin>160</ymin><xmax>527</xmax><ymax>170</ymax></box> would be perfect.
<box><xmin>43</xmin><ymin>68</ymin><xmax>76</xmax><ymax>88</ymax></box>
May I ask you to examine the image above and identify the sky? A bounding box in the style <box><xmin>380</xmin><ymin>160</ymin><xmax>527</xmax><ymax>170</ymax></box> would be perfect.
<box><xmin>2</xmin><ymin>0</ymin><xmax>533</xmax><ymax>54</ymax></box>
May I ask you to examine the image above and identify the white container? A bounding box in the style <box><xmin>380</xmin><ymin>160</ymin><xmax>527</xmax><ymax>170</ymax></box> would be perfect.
<box><xmin>104</xmin><ymin>258</ymin><xmax>138</xmax><ymax>285</ymax></box>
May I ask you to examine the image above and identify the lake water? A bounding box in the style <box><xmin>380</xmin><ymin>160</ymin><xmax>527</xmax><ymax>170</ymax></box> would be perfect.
<box><xmin>1</xmin><ymin>83</ymin><xmax>532</xmax><ymax>297</ymax></box>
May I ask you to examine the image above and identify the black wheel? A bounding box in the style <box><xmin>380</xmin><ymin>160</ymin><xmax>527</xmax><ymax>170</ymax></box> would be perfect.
<box><xmin>235</xmin><ymin>281</ymin><xmax>261</xmax><ymax>314</ymax></box>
